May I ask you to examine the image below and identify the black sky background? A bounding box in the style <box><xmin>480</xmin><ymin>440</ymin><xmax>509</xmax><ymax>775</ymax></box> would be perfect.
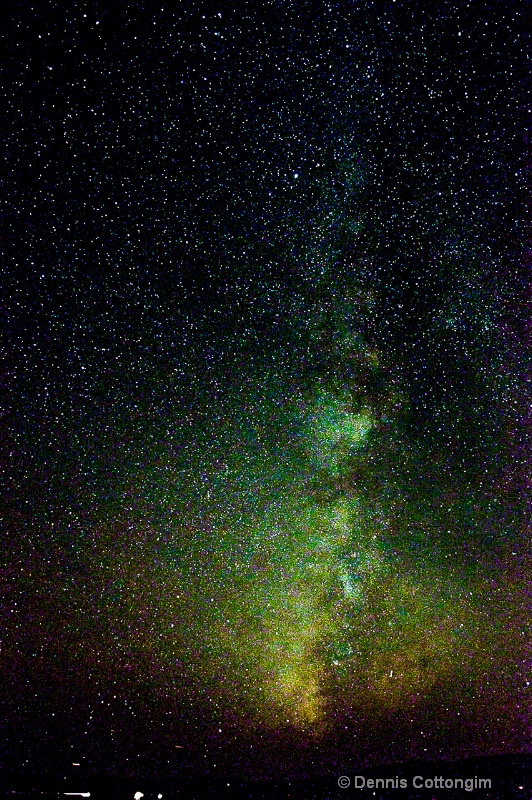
<box><xmin>1</xmin><ymin>0</ymin><xmax>531</xmax><ymax>790</ymax></box>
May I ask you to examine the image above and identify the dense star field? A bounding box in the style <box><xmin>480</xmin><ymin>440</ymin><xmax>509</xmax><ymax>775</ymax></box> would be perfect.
<box><xmin>2</xmin><ymin>0</ymin><xmax>531</xmax><ymax>788</ymax></box>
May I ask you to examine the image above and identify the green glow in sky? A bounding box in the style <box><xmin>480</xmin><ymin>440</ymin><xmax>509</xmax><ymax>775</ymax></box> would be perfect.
<box><xmin>307</xmin><ymin>389</ymin><xmax>375</xmax><ymax>474</ymax></box>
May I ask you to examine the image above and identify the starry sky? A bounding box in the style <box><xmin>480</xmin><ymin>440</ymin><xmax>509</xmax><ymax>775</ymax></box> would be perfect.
<box><xmin>2</xmin><ymin>0</ymin><xmax>531</xmax><ymax>786</ymax></box>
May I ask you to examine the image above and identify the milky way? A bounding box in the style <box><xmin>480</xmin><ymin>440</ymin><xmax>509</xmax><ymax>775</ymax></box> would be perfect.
<box><xmin>3</xmin><ymin>0</ymin><xmax>530</xmax><ymax>784</ymax></box>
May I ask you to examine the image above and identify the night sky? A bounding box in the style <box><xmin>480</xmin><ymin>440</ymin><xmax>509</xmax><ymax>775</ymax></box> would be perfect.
<box><xmin>2</xmin><ymin>0</ymin><xmax>531</xmax><ymax>790</ymax></box>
